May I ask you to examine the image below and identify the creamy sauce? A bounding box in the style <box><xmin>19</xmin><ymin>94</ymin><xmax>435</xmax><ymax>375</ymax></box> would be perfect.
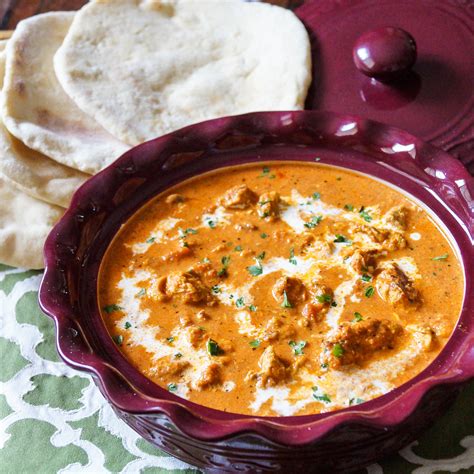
<box><xmin>98</xmin><ymin>163</ymin><xmax>463</xmax><ymax>416</ymax></box>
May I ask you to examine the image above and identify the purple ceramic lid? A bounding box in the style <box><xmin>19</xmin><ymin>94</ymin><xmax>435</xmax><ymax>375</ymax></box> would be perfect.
<box><xmin>39</xmin><ymin>111</ymin><xmax>474</xmax><ymax>446</ymax></box>
<box><xmin>296</xmin><ymin>0</ymin><xmax>474</xmax><ymax>169</ymax></box>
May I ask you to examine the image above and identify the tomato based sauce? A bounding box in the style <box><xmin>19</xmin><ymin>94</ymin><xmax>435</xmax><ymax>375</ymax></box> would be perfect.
<box><xmin>98</xmin><ymin>163</ymin><xmax>463</xmax><ymax>416</ymax></box>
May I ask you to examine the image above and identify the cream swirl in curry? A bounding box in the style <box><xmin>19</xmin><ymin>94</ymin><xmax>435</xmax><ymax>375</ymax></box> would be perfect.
<box><xmin>98</xmin><ymin>163</ymin><xmax>463</xmax><ymax>416</ymax></box>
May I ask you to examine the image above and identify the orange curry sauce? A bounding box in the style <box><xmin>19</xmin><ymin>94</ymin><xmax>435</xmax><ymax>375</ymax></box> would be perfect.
<box><xmin>98</xmin><ymin>163</ymin><xmax>463</xmax><ymax>416</ymax></box>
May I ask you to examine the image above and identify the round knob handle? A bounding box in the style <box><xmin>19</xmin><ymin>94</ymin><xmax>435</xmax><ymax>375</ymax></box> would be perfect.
<box><xmin>353</xmin><ymin>27</ymin><xmax>417</xmax><ymax>82</ymax></box>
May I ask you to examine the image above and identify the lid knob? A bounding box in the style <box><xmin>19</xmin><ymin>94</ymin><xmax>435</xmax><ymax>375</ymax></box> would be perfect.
<box><xmin>353</xmin><ymin>27</ymin><xmax>417</xmax><ymax>82</ymax></box>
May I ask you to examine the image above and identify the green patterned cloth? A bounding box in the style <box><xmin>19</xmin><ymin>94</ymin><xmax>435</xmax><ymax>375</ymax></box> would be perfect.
<box><xmin>1</xmin><ymin>264</ymin><xmax>473</xmax><ymax>473</ymax></box>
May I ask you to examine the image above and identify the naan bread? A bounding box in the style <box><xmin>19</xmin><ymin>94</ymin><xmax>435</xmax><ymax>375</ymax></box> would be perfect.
<box><xmin>54</xmin><ymin>0</ymin><xmax>312</xmax><ymax>145</ymax></box>
<box><xmin>1</xmin><ymin>12</ymin><xmax>130</xmax><ymax>174</ymax></box>
<box><xmin>0</xmin><ymin>44</ymin><xmax>89</xmax><ymax>208</ymax></box>
<box><xmin>0</xmin><ymin>176</ymin><xmax>63</xmax><ymax>269</ymax></box>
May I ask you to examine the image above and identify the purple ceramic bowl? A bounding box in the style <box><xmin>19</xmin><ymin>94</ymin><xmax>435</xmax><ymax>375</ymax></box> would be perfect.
<box><xmin>39</xmin><ymin>111</ymin><xmax>474</xmax><ymax>473</ymax></box>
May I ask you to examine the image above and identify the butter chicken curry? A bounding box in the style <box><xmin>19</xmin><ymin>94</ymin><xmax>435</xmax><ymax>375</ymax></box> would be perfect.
<box><xmin>98</xmin><ymin>163</ymin><xmax>463</xmax><ymax>416</ymax></box>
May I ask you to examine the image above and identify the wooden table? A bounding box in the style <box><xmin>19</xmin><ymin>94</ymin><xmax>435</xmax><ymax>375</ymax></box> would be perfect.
<box><xmin>0</xmin><ymin>0</ymin><xmax>303</xmax><ymax>30</ymax></box>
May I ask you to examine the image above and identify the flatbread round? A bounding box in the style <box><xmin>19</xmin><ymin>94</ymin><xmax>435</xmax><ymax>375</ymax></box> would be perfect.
<box><xmin>1</xmin><ymin>12</ymin><xmax>130</xmax><ymax>174</ymax></box>
<box><xmin>0</xmin><ymin>176</ymin><xmax>63</xmax><ymax>269</ymax></box>
<box><xmin>0</xmin><ymin>46</ymin><xmax>89</xmax><ymax>208</ymax></box>
<box><xmin>54</xmin><ymin>0</ymin><xmax>312</xmax><ymax>145</ymax></box>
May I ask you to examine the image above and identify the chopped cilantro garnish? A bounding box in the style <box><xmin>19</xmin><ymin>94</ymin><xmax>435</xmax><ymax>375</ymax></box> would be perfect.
<box><xmin>166</xmin><ymin>336</ymin><xmax>175</xmax><ymax>343</ymax></box>
<box><xmin>304</xmin><ymin>215</ymin><xmax>323</xmax><ymax>229</ymax></box>
<box><xmin>344</xmin><ymin>204</ymin><xmax>354</xmax><ymax>211</ymax></box>
<box><xmin>174</xmin><ymin>352</ymin><xmax>183</xmax><ymax>359</ymax></box>
<box><xmin>332</xmin><ymin>343</ymin><xmax>345</xmax><ymax>358</ymax></box>
<box><xmin>146</xmin><ymin>236</ymin><xmax>156</xmax><ymax>244</ymax></box>
<box><xmin>235</xmin><ymin>297</ymin><xmax>245</xmax><ymax>308</ymax></box>
<box><xmin>365</xmin><ymin>286</ymin><xmax>375</xmax><ymax>298</ymax></box>
<box><xmin>258</xmin><ymin>200</ymin><xmax>272</xmax><ymax>206</ymax></box>
<box><xmin>218</xmin><ymin>255</ymin><xmax>231</xmax><ymax>277</ymax></box>
<box><xmin>316</xmin><ymin>294</ymin><xmax>332</xmax><ymax>304</ymax></box>
<box><xmin>260</xmin><ymin>233</ymin><xmax>268</xmax><ymax>239</ymax></box>
<box><xmin>258</xmin><ymin>166</ymin><xmax>275</xmax><ymax>179</ymax></box>
<box><xmin>349</xmin><ymin>397</ymin><xmax>364</xmax><ymax>406</ymax></box>
<box><xmin>135</xmin><ymin>288</ymin><xmax>146</xmax><ymax>297</ymax></box>
<box><xmin>168</xmin><ymin>383</ymin><xmax>178</xmax><ymax>392</ymax></box>
<box><xmin>359</xmin><ymin>207</ymin><xmax>372</xmax><ymax>222</ymax></box>
<box><xmin>211</xmin><ymin>285</ymin><xmax>221</xmax><ymax>294</ymax></box>
<box><xmin>432</xmin><ymin>254</ymin><xmax>449</xmax><ymax>261</ymax></box>
<box><xmin>320</xmin><ymin>363</ymin><xmax>329</xmax><ymax>369</ymax></box>
<box><xmin>103</xmin><ymin>304</ymin><xmax>123</xmax><ymax>314</ymax></box>
<box><xmin>334</xmin><ymin>234</ymin><xmax>351</xmax><ymax>243</ymax></box>
<box><xmin>178</xmin><ymin>228</ymin><xmax>198</xmax><ymax>238</ymax></box>
<box><xmin>234</xmin><ymin>245</ymin><xmax>243</xmax><ymax>251</ymax></box>
<box><xmin>249</xmin><ymin>339</ymin><xmax>261</xmax><ymax>348</ymax></box>
<box><xmin>361</xmin><ymin>273</ymin><xmax>372</xmax><ymax>282</ymax></box>
<box><xmin>353</xmin><ymin>312</ymin><xmax>364</xmax><ymax>322</ymax></box>
<box><xmin>247</xmin><ymin>258</ymin><xmax>263</xmax><ymax>276</ymax></box>
<box><xmin>248</xmin><ymin>304</ymin><xmax>257</xmax><ymax>312</ymax></box>
<box><xmin>207</xmin><ymin>339</ymin><xmax>222</xmax><ymax>356</ymax></box>
<box><xmin>281</xmin><ymin>291</ymin><xmax>293</xmax><ymax>308</ymax></box>
<box><xmin>331</xmin><ymin>300</ymin><xmax>338</xmax><ymax>307</ymax></box>
<box><xmin>312</xmin><ymin>386</ymin><xmax>331</xmax><ymax>403</ymax></box>
<box><xmin>289</xmin><ymin>247</ymin><xmax>297</xmax><ymax>265</ymax></box>
<box><xmin>207</xmin><ymin>219</ymin><xmax>216</xmax><ymax>229</ymax></box>
<box><xmin>124</xmin><ymin>322</ymin><xmax>132</xmax><ymax>330</ymax></box>
<box><xmin>257</xmin><ymin>251</ymin><xmax>266</xmax><ymax>261</ymax></box>
<box><xmin>312</xmin><ymin>192</ymin><xmax>321</xmax><ymax>200</ymax></box>
<box><xmin>113</xmin><ymin>335</ymin><xmax>123</xmax><ymax>346</ymax></box>
<box><xmin>289</xmin><ymin>340</ymin><xmax>306</xmax><ymax>355</ymax></box>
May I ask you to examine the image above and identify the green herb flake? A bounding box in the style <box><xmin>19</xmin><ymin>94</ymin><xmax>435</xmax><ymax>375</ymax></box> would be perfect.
<box><xmin>235</xmin><ymin>297</ymin><xmax>245</xmax><ymax>308</ymax></box>
<box><xmin>247</xmin><ymin>259</ymin><xmax>263</xmax><ymax>276</ymax></box>
<box><xmin>257</xmin><ymin>251</ymin><xmax>266</xmax><ymax>261</ymax></box>
<box><xmin>359</xmin><ymin>207</ymin><xmax>372</xmax><ymax>222</ymax></box>
<box><xmin>332</xmin><ymin>343</ymin><xmax>345</xmax><ymax>358</ymax></box>
<box><xmin>353</xmin><ymin>312</ymin><xmax>364</xmax><ymax>322</ymax></box>
<box><xmin>146</xmin><ymin>236</ymin><xmax>156</xmax><ymax>244</ymax></box>
<box><xmin>211</xmin><ymin>285</ymin><xmax>221</xmax><ymax>294</ymax></box>
<box><xmin>281</xmin><ymin>291</ymin><xmax>293</xmax><ymax>309</ymax></box>
<box><xmin>248</xmin><ymin>304</ymin><xmax>257</xmax><ymax>312</ymax></box>
<box><xmin>260</xmin><ymin>233</ymin><xmax>268</xmax><ymax>239</ymax></box>
<box><xmin>234</xmin><ymin>245</ymin><xmax>243</xmax><ymax>251</ymax></box>
<box><xmin>334</xmin><ymin>234</ymin><xmax>351</xmax><ymax>243</ymax></box>
<box><xmin>207</xmin><ymin>339</ymin><xmax>222</xmax><ymax>356</ymax></box>
<box><xmin>113</xmin><ymin>335</ymin><xmax>123</xmax><ymax>346</ymax></box>
<box><xmin>289</xmin><ymin>340</ymin><xmax>306</xmax><ymax>356</ymax></box>
<box><xmin>320</xmin><ymin>363</ymin><xmax>329</xmax><ymax>370</ymax></box>
<box><xmin>174</xmin><ymin>353</ymin><xmax>183</xmax><ymax>359</ymax></box>
<box><xmin>344</xmin><ymin>204</ymin><xmax>354</xmax><ymax>211</ymax></box>
<box><xmin>289</xmin><ymin>247</ymin><xmax>297</xmax><ymax>265</ymax></box>
<box><xmin>312</xmin><ymin>192</ymin><xmax>321</xmax><ymax>200</ymax></box>
<box><xmin>312</xmin><ymin>386</ymin><xmax>331</xmax><ymax>403</ymax></box>
<box><xmin>166</xmin><ymin>336</ymin><xmax>175</xmax><ymax>343</ymax></box>
<box><xmin>207</xmin><ymin>220</ymin><xmax>216</xmax><ymax>229</ymax></box>
<box><xmin>349</xmin><ymin>397</ymin><xmax>365</xmax><ymax>406</ymax></box>
<box><xmin>365</xmin><ymin>286</ymin><xmax>375</xmax><ymax>298</ymax></box>
<box><xmin>432</xmin><ymin>253</ymin><xmax>449</xmax><ymax>261</ymax></box>
<box><xmin>361</xmin><ymin>273</ymin><xmax>372</xmax><ymax>282</ymax></box>
<box><xmin>178</xmin><ymin>227</ymin><xmax>198</xmax><ymax>238</ymax></box>
<box><xmin>103</xmin><ymin>304</ymin><xmax>123</xmax><ymax>314</ymax></box>
<box><xmin>218</xmin><ymin>255</ymin><xmax>231</xmax><ymax>277</ymax></box>
<box><xmin>168</xmin><ymin>383</ymin><xmax>178</xmax><ymax>392</ymax></box>
<box><xmin>249</xmin><ymin>339</ymin><xmax>261</xmax><ymax>348</ymax></box>
<box><xmin>124</xmin><ymin>322</ymin><xmax>132</xmax><ymax>330</ymax></box>
<box><xmin>304</xmin><ymin>215</ymin><xmax>323</xmax><ymax>229</ymax></box>
<box><xmin>135</xmin><ymin>288</ymin><xmax>146</xmax><ymax>297</ymax></box>
<box><xmin>316</xmin><ymin>294</ymin><xmax>332</xmax><ymax>304</ymax></box>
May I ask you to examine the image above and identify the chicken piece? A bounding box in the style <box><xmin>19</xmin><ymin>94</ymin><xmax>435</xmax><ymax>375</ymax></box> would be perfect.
<box><xmin>406</xmin><ymin>324</ymin><xmax>438</xmax><ymax>351</ymax></box>
<box><xmin>218</xmin><ymin>184</ymin><xmax>257</xmax><ymax>210</ymax></box>
<box><xmin>300</xmin><ymin>303</ymin><xmax>326</xmax><ymax>327</ymax></box>
<box><xmin>165</xmin><ymin>193</ymin><xmax>184</xmax><ymax>204</ymax></box>
<box><xmin>255</xmin><ymin>346</ymin><xmax>290</xmax><ymax>387</ymax></box>
<box><xmin>162</xmin><ymin>243</ymin><xmax>194</xmax><ymax>262</ymax></box>
<box><xmin>185</xmin><ymin>326</ymin><xmax>206</xmax><ymax>347</ymax></box>
<box><xmin>384</xmin><ymin>232</ymin><xmax>407</xmax><ymax>251</ymax></box>
<box><xmin>353</xmin><ymin>225</ymin><xmax>389</xmax><ymax>244</ymax></box>
<box><xmin>272</xmin><ymin>276</ymin><xmax>307</xmax><ymax>306</ymax></box>
<box><xmin>257</xmin><ymin>192</ymin><xmax>281</xmax><ymax>219</ymax></box>
<box><xmin>346</xmin><ymin>248</ymin><xmax>379</xmax><ymax>273</ymax></box>
<box><xmin>193</xmin><ymin>362</ymin><xmax>222</xmax><ymax>389</ymax></box>
<box><xmin>384</xmin><ymin>206</ymin><xmax>408</xmax><ymax>231</ymax></box>
<box><xmin>324</xmin><ymin>319</ymin><xmax>403</xmax><ymax>368</ymax></box>
<box><xmin>154</xmin><ymin>356</ymin><xmax>190</xmax><ymax>378</ymax></box>
<box><xmin>375</xmin><ymin>263</ymin><xmax>419</xmax><ymax>307</ymax></box>
<box><xmin>261</xmin><ymin>316</ymin><xmax>296</xmax><ymax>342</ymax></box>
<box><xmin>303</xmin><ymin>239</ymin><xmax>334</xmax><ymax>259</ymax></box>
<box><xmin>308</xmin><ymin>282</ymin><xmax>334</xmax><ymax>307</ymax></box>
<box><xmin>156</xmin><ymin>271</ymin><xmax>214</xmax><ymax>305</ymax></box>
